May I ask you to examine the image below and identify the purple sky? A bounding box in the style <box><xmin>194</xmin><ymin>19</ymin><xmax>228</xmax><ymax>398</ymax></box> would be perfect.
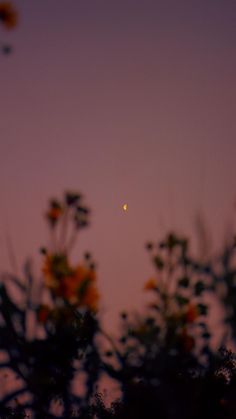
<box><xmin>1</xmin><ymin>1</ymin><xmax>236</xmax><ymax>330</ymax></box>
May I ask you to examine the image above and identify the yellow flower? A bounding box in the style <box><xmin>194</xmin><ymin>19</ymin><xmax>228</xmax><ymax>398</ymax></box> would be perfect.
<box><xmin>144</xmin><ymin>278</ymin><xmax>157</xmax><ymax>291</ymax></box>
<box><xmin>0</xmin><ymin>2</ymin><xmax>17</xmax><ymax>29</ymax></box>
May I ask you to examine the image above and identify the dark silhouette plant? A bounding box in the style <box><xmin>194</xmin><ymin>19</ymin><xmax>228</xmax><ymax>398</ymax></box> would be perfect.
<box><xmin>0</xmin><ymin>192</ymin><xmax>100</xmax><ymax>418</ymax></box>
<box><xmin>1</xmin><ymin>193</ymin><xmax>236</xmax><ymax>418</ymax></box>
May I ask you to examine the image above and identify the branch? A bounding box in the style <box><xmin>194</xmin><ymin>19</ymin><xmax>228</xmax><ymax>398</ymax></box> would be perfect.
<box><xmin>0</xmin><ymin>386</ymin><xmax>28</xmax><ymax>405</ymax></box>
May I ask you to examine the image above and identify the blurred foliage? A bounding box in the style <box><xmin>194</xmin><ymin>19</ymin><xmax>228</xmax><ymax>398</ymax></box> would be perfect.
<box><xmin>0</xmin><ymin>192</ymin><xmax>100</xmax><ymax>418</ymax></box>
<box><xmin>1</xmin><ymin>192</ymin><xmax>236</xmax><ymax>418</ymax></box>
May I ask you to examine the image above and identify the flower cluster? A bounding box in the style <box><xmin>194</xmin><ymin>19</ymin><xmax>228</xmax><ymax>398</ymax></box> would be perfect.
<box><xmin>42</xmin><ymin>252</ymin><xmax>99</xmax><ymax>312</ymax></box>
<box><xmin>41</xmin><ymin>192</ymin><xmax>99</xmax><ymax>314</ymax></box>
<box><xmin>46</xmin><ymin>191</ymin><xmax>90</xmax><ymax>232</ymax></box>
<box><xmin>2</xmin><ymin>192</ymin><xmax>236</xmax><ymax>418</ymax></box>
<box><xmin>142</xmin><ymin>233</ymin><xmax>210</xmax><ymax>354</ymax></box>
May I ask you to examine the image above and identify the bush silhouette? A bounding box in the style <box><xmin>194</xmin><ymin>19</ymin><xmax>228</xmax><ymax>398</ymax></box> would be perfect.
<box><xmin>0</xmin><ymin>192</ymin><xmax>236</xmax><ymax>418</ymax></box>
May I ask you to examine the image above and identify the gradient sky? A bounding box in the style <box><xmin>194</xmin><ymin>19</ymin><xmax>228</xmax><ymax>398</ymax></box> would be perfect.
<box><xmin>1</xmin><ymin>0</ymin><xmax>236</xmax><ymax>331</ymax></box>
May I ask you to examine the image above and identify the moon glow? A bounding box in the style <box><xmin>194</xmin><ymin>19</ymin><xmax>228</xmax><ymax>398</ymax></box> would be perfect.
<box><xmin>122</xmin><ymin>203</ymin><xmax>128</xmax><ymax>212</ymax></box>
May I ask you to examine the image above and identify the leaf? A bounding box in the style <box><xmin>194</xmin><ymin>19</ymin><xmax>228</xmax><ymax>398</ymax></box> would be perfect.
<box><xmin>166</xmin><ymin>233</ymin><xmax>178</xmax><ymax>249</ymax></box>
<box><xmin>194</xmin><ymin>281</ymin><xmax>205</xmax><ymax>296</ymax></box>
<box><xmin>153</xmin><ymin>256</ymin><xmax>164</xmax><ymax>270</ymax></box>
<box><xmin>175</xmin><ymin>295</ymin><xmax>189</xmax><ymax>306</ymax></box>
<box><xmin>178</xmin><ymin>277</ymin><xmax>190</xmax><ymax>288</ymax></box>
<box><xmin>197</xmin><ymin>303</ymin><xmax>208</xmax><ymax>316</ymax></box>
<box><xmin>202</xmin><ymin>332</ymin><xmax>211</xmax><ymax>339</ymax></box>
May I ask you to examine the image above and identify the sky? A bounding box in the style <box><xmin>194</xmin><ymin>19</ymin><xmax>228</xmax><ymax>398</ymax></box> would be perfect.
<box><xmin>1</xmin><ymin>0</ymin><xmax>236</xmax><ymax>331</ymax></box>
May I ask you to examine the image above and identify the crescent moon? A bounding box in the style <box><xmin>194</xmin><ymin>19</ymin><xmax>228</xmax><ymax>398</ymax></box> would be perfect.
<box><xmin>122</xmin><ymin>203</ymin><xmax>128</xmax><ymax>211</ymax></box>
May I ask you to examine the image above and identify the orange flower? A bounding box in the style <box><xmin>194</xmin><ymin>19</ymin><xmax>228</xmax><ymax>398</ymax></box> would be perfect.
<box><xmin>185</xmin><ymin>304</ymin><xmax>199</xmax><ymax>324</ymax></box>
<box><xmin>144</xmin><ymin>278</ymin><xmax>157</xmax><ymax>291</ymax></box>
<box><xmin>42</xmin><ymin>253</ymin><xmax>99</xmax><ymax>310</ymax></box>
<box><xmin>0</xmin><ymin>2</ymin><xmax>17</xmax><ymax>29</ymax></box>
<box><xmin>60</xmin><ymin>274</ymin><xmax>80</xmax><ymax>302</ymax></box>
<box><xmin>43</xmin><ymin>253</ymin><xmax>71</xmax><ymax>280</ymax></box>
<box><xmin>75</xmin><ymin>265</ymin><xmax>96</xmax><ymax>282</ymax></box>
<box><xmin>38</xmin><ymin>305</ymin><xmax>50</xmax><ymax>324</ymax></box>
<box><xmin>46</xmin><ymin>207</ymin><xmax>63</xmax><ymax>225</ymax></box>
<box><xmin>79</xmin><ymin>283</ymin><xmax>99</xmax><ymax>312</ymax></box>
<box><xmin>42</xmin><ymin>254</ymin><xmax>53</xmax><ymax>279</ymax></box>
